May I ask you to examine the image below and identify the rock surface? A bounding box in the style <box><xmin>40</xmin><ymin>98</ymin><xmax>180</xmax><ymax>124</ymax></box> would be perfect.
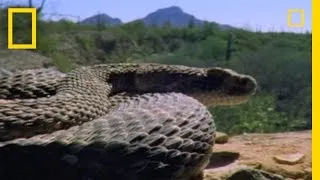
<box><xmin>204</xmin><ymin>130</ymin><xmax>311</xmax><ymax>180</ymax></box>
<box><xmin>226</xmin><ymin>168</ymin><xmax>284</xmax><ymax>180</ymax></box>
<box><xmin>273</xmin><ymin>153</ymin><xmax>305</xmax><ymax>165</ymax></box>
<box><xmin>215</xmin><ymin>132</ymin><xmax>229</xmax><ymax>144</ymax></box>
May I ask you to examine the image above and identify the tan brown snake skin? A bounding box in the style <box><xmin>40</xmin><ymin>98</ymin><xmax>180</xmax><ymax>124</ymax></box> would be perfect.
<box><xmin>0</xmin><ymin>63</ymin><xmax>257</xmax><ymax>180</ymax></box>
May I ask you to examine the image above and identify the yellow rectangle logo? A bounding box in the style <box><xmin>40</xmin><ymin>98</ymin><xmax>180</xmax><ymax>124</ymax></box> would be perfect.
<box><xmin>7</xmin><ymin>8</ymin><xmax>37</xmax><ymax>49</ymax></box>
<box><xmin>287</xmin><ymin>9</ymin><xmax>305</xmax><ymax>28</ymax></box>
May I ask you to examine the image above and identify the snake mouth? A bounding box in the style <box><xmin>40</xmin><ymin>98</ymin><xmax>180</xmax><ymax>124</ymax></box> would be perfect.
<box><xmin>188</xmin><ymin>91</ymin><xmax>252</xmax><ymax>107</ymax></box>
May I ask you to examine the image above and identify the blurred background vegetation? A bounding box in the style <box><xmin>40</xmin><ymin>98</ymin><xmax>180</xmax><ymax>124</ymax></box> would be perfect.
<box><xmin>0</xmin><ymin>3</ymin><xmax>311</xmax><ymax>135</ymax></box>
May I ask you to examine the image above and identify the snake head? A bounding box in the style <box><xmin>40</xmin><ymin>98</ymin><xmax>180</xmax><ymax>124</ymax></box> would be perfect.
<box><xmin>188</xmin><ymin>67</ymin><xmax>257</xmax><ymax>107</ymax></box>
<box><xmin>119</xmin><ymin>64</ymin><xmax>257</xmax><ymax>107</ymax></box>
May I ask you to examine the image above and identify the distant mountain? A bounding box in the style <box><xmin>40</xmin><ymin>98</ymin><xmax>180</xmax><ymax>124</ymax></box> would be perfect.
<box><xmin>141</xmin><ymin>6</ymin><xmax>203</xmax><ymax>27</ymax></box>
<box><xmin>79</xmin><ymin>13</ymin><xmax>122</xmax><ymax>26</ymax></box>
<box><xmin>140</xmin><ymin>6</ymin><xmax>235</xmax><ymax>30</ymax></box>
<box><xmin>80</xmin><ymin>6</ymin><xmax>235</xmax><ymax>29</ymax></box>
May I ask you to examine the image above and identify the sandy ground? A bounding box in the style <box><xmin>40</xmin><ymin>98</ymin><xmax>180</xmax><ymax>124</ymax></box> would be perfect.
<box><xmin>204</xmin><ymin>130</ymin><xmax>311</xmax><ymax>180</ymax></box>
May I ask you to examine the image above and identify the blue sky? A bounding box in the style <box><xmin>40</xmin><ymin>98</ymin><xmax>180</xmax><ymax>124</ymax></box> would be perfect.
<box><xmin>11</xmin><ymin>0</ymin><xmax>311</xmax><ymax>32</ymax></box>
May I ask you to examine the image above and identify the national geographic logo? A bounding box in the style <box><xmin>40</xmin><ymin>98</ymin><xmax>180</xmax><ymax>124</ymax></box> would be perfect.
<box><xmin>287</xmin><ymin>9</ymin><xmax>305</xmax><ymax>28</ymax></box>
<box><xmin>7</xmin><ymin>8</ymin><xmax>37</xmax><ymax>49</ymax></box>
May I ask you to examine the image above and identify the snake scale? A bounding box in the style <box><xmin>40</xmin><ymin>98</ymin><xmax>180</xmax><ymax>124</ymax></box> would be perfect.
<box><xmin>0</xmin><ymin>63</ymin><xmax>257</xmax><ymax>180</ymax></box>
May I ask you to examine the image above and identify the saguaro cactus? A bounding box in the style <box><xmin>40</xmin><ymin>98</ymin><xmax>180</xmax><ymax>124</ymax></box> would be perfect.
<box><xmin>225</xmin><ymin>33</ymin><xmax>234</xmax><ymax>61</ymax></box>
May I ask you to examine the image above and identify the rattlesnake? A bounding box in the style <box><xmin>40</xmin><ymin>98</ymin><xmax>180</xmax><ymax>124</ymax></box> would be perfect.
<box><xmin>0</xmin><ymin>63</ymin><xmax>257</xmax><ymax>180</ymax></box>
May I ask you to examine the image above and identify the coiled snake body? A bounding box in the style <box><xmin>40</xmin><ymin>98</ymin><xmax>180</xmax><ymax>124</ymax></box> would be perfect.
<box><xmin>0</xmin><ymin>63</ymin><xmax>257</xmax><ymax>180</ymax></box>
